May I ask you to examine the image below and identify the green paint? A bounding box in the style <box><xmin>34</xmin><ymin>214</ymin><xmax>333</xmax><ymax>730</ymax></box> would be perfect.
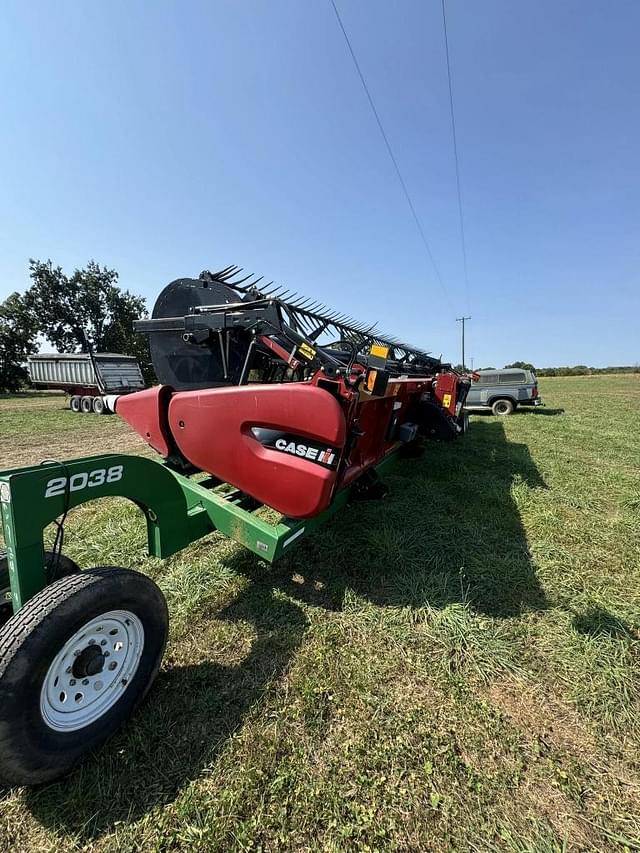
<box><xmin>0</xmin><ymin>449</ymin><xmax>400</xmax><ymax>613</ymax></box>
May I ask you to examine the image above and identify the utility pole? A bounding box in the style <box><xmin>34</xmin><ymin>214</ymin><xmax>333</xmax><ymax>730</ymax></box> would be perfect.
<box><xmin>456</xmin><ymin>316</ymin><xmax>471</xmax><ymax>370</ymax></box>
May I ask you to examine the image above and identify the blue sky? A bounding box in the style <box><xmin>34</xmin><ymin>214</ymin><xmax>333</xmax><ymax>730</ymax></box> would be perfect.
<box><xmin>1</xmin><ymin>0</ymin><xmax>638</xmax><ymax>368</ymax></box>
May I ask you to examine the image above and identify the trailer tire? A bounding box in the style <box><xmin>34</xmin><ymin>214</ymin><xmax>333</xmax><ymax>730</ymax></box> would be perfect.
<box><xmin>80</xmin><ymin>396</ymin><xmax>93</xmax><ymax>414</ymax></box>
<box><xmin>92</xmin><ymin>396</ymin><xmax>105</xmax><ymax>415</ymax></box>
<box><xmin>0</xmin><ymin>550</ymin><xmax>80</xmax><ymax>627</ymax></box>
<box><xmin>0</xmin><ymin>567</ymin><xmax>168</xmax><ymax>787</ymax></box>
<box><xmin>70</xmin><ymin>396</ymin><xmax>81</xmax><ymax>413</ymax></box>
<box><xmin>491</xmin><ymin>398</ymin><xmax>514</xmax><ymax>416</ymax></box>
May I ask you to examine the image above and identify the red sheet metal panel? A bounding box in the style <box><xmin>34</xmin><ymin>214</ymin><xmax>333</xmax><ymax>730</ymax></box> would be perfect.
<box><xmin>168</xmin><ymin>384</ymin><xmax>347</xmax><ymax>519</ymax></box>
<box><xmin>116</xmin><ymin>386</ymin><xmax>174</xmax><ymax>457</ymax></box>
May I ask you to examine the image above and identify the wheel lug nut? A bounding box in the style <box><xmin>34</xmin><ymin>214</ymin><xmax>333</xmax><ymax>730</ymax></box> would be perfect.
<box><xmin>101</xmin><ymin>639</ymin><xmax>107</xmax><ymax>646</ymax></box>
<box><xmin>66</xmin><ymin>667</ymin><xmax>72</xmax><ymax>674</ymax></box>
<box><xmin>82</xmin><ymin>679</ymin><xmax>89</xmax><ymax>685</ymax></box>
<box><xmin>70</xmin><ymin>679</ymin><xmax>76</xmax><ymax>686</ymax></box>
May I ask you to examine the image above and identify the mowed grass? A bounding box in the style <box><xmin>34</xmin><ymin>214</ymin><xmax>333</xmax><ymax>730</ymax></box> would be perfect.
<box><xmin>0</xmin><ymin>376</ymin><xmax>639</xmax><ymax>852</ymax></box>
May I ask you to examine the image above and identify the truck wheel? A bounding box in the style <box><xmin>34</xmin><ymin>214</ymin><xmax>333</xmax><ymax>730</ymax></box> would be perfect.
<box><xmin>92</xmin><ymin>396</ymin><xmax>105</xmax><ymax>415</ymax></box>
<box><xmin>70</xmin><ymin>396</ymin><xmax>81</xmax><ymax>413</ymax></box>
<box><xmin>80</xmin><ymin>396</ymin><xmax>93</xmax><ymax>414</ymax></box>
<box><xmin>0</xmin><ymin>567</ymin><xmax>168</xmax><ymax>787</ymax></box>
<box><xmin>0</xmin><ymin>549</ymin><xmax>80</xmax><ymax>626</ymax></box>
<box><xmin>491</xmin><ymin>399</ymin><xmax>514</xmax><ymax>416</ymax></box>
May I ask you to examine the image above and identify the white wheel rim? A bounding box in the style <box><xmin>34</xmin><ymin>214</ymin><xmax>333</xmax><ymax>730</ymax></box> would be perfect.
<box><xmin>40</xmin><ymin>610</ymin><xmax>144</xmax><ymax>732</ymax></box>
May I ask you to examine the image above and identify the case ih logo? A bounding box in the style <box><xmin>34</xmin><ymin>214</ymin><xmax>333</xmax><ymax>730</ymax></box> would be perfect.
<box><xmin>274</xmin><ymin>439</ymin><xmax>336</xmax><ymax>467</ymax></box>
<box><xmin>251</xmin><ymin>428</ymin><xmax>340</xmax><ymax>469</ymax></box>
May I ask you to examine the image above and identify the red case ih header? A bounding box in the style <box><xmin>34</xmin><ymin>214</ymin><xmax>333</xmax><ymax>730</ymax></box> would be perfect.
<box><xmin>114</xmin><ymin>267</ymin><xmax>471</xmax><ymax>518</ymax></box>
<box><xmin>0</xmin><ymin>265</ymin><xmax>473</xmax><ymax>787</ymax></box>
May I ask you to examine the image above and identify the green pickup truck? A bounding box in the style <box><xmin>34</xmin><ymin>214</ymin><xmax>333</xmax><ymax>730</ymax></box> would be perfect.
<box><xmin>465</xmin><ymin>368</ymin><xmax>544</xmax><ymax>415</ymax></box>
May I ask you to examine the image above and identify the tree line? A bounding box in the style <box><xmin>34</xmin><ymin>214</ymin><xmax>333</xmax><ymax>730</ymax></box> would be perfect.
<box><xmin>0</xmin><ymin>260</ymin><xmax>152</xmax><ymax>393</ymax></box>
<box><xmin>462</xmin><ymin>361</ymin><xmax>639</xmax><ymax>376</ymax></box>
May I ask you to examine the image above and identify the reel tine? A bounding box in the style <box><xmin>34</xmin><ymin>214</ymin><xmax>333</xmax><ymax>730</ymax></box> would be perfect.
<box><xmin>287</xmin><ymin>295</ymin><xmax>309</xmax><ymax>307</ymax></box>
<box><xmin>214</xmin><ymin>265</ymin><xmax>237</xmax><ymax>280</ymax></box>
<box><xmin>233</xmin><ymin>270</ymin><xmax>261</xmax><ymax>288</ymax></box>
<box><xmin>260</xmin><ymin>281</ymin><xmax>280</xmax><ymax>296</ymax></box>
<box><xmin>298</xmin><ymin>314</ymin><xmax>316</xmax><ymax>334</ymax></box>
<box><xmin>232</xmin><ymin>273</ymin><xmax>257</xmax><ymax>287</ymax></box>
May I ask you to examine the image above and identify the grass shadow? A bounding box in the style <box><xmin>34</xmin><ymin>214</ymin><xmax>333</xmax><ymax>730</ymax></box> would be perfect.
<box><xmin>516</xmin><ymin>407</ymin><xmax>565</xmax><ymax>416</ymax></box>
<box><xmin>24</xmin><ymin>580</ymin><xmax>307</xmax><ymax>838</ymax></box>
<box><xmin>471</xmin><ymin>408</ymin><xmax>564</xmax><ymax>417</ymax></box>
<box><xmin>230</xmin><ymin>419</ymin><xmax>549</xmax><ymax>618</ymax></box>
<box><xmin>573</xmin><ymin>607</ymin><xmax>637</xmax><ymax>640</ymax></box>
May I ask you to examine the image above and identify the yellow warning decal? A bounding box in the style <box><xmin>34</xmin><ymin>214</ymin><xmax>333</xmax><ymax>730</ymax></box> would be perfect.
<box><xmin>370</xmin><ymin>344</ymin><xmax>389</xmax><ymax>359</ymax></box>
<box><xmin>442</xmin><ymin>393</ymin><xmax>452</xmax><ymax>408</ymax></box>
<box><xmin>298</xmin><ymin>342</ymin><xmax>317</xmax><ymax>361</ymax></box>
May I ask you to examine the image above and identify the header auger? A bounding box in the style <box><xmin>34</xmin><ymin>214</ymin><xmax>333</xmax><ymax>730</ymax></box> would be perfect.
<box><xmin>0</xmin><ymin>266</ymin><xmax>471</xmax><ymax>786</ymax></box>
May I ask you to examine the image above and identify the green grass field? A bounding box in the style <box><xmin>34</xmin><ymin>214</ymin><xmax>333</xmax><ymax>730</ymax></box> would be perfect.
<box><xmin>0</xmin><ymin>376</ymin><xmax>639</xmax><ymax>852</ymax></box>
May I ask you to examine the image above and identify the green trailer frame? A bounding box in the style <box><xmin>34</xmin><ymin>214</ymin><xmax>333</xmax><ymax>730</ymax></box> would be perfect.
<box><xmin>0</xmin><ymin>450</ymin><xmax>400</xmax><ymax>614</ymax></box>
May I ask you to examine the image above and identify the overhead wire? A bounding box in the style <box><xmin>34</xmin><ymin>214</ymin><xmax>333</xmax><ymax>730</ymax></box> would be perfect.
<box><xmin>329</xmin><ymin>0</ymin><xmax>454</xmax><ymax>314</ymax></box>
<box><xmin>441</xmin><ymin>0</ymin><xmax>470</xmax><ymax>313</ymax></box>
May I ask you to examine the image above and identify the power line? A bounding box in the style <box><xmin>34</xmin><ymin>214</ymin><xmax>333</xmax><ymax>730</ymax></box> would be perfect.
<box><xmin>441</xmin><ymin>0</ymin><xmax>470</xmax><ymax>313</ymax></box>
<box><xmin>329</xmin><ymin>0</ymin><xmax>453</xmax><ymax>312</ymax></box>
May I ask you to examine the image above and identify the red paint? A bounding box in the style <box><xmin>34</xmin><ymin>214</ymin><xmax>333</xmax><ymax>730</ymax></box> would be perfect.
<box><xmin>116</xmin><ymin>385</ymin><xmax>174</xmax><ymax>457</ymax></box>
<box><xmin>117</xmin><ymin>369</ymin><xmax>467</xmax><ymax>518</ymax></box>
<box><xmin>433</xmin><ymin>372</ymin><xmax>457</xmax><ymax>415</ymax></box>
<box><xmin>168</xmin><ymin>383</ymin><xmax>346</xmax><ymax>518</ymax></box>
<box><xmin>257</xmin><ymin>335</ymin><xmax>301</xmax><ymax>370</ymax></box>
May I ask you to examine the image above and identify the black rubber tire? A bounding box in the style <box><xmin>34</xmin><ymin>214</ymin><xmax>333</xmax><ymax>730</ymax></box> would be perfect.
<box><xmin>491</xmin><ymin>398</ymin><xmax>514</xmax><ymax>416</ymax></box>
<box><xmin>458</xmin><ymin>412</ymin><xmax>470</xmax><ymax>434</ymax></box>
<box><xmin>0</xmin><ymin>550</ymin><xmax>80</xmax><ymax>627</ymax></box>
<box><xmin>92</xmin><ymin>396</ymin><xmax>105</xmax><ymax>415</ymax></box>
<box><xmin>69</xmin><ymin>396</ymin><xmax>81</xmax><ymax>413</ymax></box>
<box><xmin>80</xmin><ymin>396</ymin><xmax>93</xmax><ymax>414</ymax></box>
<box><xmin>0</xmin><ymin>567</ymin><xmax>168</xmax><ymax>787</ymax></box>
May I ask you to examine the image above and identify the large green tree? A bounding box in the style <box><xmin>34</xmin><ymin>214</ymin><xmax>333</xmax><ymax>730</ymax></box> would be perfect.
<box><xmin>25</xmin><ymin>259</ymin><xmax>153</xmax><ymax>379</ymax></box>
<box><xmin>0</xmin><ymin>292</ymin><xmax>38</xmax><ymax>392</ymax></box>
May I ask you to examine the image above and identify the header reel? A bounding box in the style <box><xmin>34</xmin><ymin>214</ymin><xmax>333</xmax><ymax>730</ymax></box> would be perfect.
<box><xmin>135</xmin><ymin>266</ymin><xmax>444</xmax><ymax>391</ymax></box>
